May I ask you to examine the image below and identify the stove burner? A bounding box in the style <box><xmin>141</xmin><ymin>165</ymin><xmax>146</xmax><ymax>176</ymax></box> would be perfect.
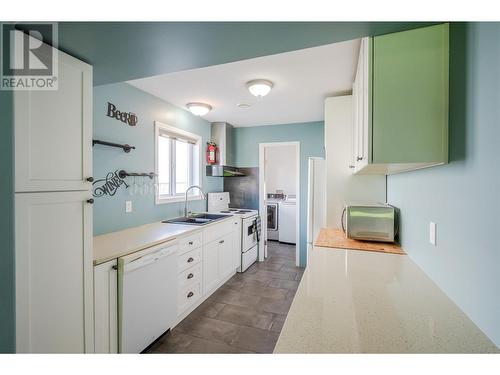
<box><xmin>237</xmin><ymin>210</ymin><xmax>252</xmax><ymax>213</ymax></box>
<box><xmin>228</xmin><ymin>209</ymin><xmax>239</xmax><ymax>212</ymax></box>
<box><xmin>220</xmin><ymin>210</ymin><xmax>231</xmax><ymax>213</ymax></box>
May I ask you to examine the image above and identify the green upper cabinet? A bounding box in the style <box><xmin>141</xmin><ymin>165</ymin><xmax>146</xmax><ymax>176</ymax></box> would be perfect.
<box><xmin>352</xmin><ymin>23</ymin><xmax>449</xmax><ymax>175</ymax></box>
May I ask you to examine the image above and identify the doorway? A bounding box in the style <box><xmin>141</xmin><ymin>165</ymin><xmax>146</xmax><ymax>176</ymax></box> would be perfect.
<box><xmin>258</xmin><ymin>142</ymin><xmax>300</xmax><ymax>267</ymax></box>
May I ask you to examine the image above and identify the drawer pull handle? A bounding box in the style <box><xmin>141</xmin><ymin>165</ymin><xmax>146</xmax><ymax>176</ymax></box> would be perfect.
<box><xmin>187</xmin><ymin>257</ymin><xmax>194</xmax><ymax>263</ymax></box>
<box><xmin>187</xmin><ymin>291</ymin><xmax>194</xmax><ymax>298</ymax></box>
<box><xmin>219</xmin><ymin>240</ymin><xmax>224</xmax><ymax>244</ymax></box>
<box><xmin>188</xmin><ymin>241</ymin><xmax>194</xmax><ymax>245</ymax></box>
<box><xmin>187</xmin><ymin>273</ymin><xmax>194</xmax><ymax>279</ymax></box>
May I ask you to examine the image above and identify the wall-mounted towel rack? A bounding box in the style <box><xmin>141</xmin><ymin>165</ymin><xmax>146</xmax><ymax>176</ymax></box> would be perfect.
<box><xmin>118</xmin><ymin>170</ymin><xmax>157</xmax><ymax>179</ymax></box>
<box><xmin>93</xmin><ymin>139</ymin><xmax>136</xmax><ymax>153</ymax></box>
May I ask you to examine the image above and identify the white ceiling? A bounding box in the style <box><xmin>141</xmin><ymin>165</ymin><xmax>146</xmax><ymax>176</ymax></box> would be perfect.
<box><xmin>127</xmin><ymin>39</ymin><xmax>360</xmax><ymax>127</ymax></box>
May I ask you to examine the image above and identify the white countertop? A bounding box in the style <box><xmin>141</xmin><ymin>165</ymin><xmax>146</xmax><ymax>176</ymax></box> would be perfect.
<box><xmin>274</xmin><ymin>246</ymin><xmax>499</xmax><ymax>353</ymax></box>
<box><xmin>93</xmin><ymin>215</ymin><xmax>233</xmax><ymax>266</ymax></box>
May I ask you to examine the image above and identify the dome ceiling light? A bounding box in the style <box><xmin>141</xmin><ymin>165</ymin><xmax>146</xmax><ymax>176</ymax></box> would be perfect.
<box><xmin>186</xmin><ymin>102</ymin><xmax>212</xmax><ymax>116</ymax></box>
<box><xmin>246</xmin><ymin>79</ymin><xmax>273</xmax><ymax>97</ymax></box>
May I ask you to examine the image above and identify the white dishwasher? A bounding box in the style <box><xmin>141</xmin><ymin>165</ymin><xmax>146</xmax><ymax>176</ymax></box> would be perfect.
<box><xmin>118</xmin><ymin>241</ymin><xmax>178</xmax><ymax>353</ymax></box>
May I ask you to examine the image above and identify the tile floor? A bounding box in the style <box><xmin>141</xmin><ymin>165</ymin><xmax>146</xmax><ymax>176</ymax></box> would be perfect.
<box><xmin>146</xmin><ymin>241</ymin><xmax>304</xmax><ymax>354</ymax></box>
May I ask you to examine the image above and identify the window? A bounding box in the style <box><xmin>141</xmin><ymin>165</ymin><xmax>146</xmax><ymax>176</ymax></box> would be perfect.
<box><xmin>155</xmin><ymin>121</ymin><xmax>202</xmax><ymax>204</ymax></box>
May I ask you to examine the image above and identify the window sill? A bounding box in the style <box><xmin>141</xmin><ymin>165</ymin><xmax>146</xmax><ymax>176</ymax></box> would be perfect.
<box><xmin>155</xmin><ymin>195</ymin><xmax>204</xmax><ymax>205</ymax></box>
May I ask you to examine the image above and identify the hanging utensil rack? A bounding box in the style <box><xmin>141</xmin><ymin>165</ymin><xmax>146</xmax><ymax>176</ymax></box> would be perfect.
<box><xmin>93</xmin><ymin>139</ymin><xmax>136</xmax><ymax>153</ymax></box>
<box><xmin>118</xmin><ymin>170</ymin><xmax>157</xmax><ymax>179</ymax></box>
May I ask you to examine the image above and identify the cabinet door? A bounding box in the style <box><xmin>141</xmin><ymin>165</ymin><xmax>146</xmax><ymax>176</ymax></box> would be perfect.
<box><xmin>352</xmin><ymin>37</ymin><xmax>371</xmax><ymax>172</ymax></box>
<box><xmin>14</xmin><ymin>33</ymin><xmax>92</xmax><ymax>192</ymax></box>
<box><xmin>218</xmin><ymin>233</ymin><xmax>235</xmax><ymax>281</ymax></box>
<box><xmin>203</xmin><ymin>240</ymin><xmax>219</xmax><ymax>294</ymax></box>
<box><xmin>232</xmin><ymin>219</ymin><xmax>241</xmax><ymax>270</ymax></box>
<box><xmin>372</xmin><ymin>23</ymin><xmax>449</xmax><ymax>164</ymax></box>
<box><xmin>15</xmin><ymin>191</ymin><xmax>94</xmax><ymax>353</ymax></box>
<box><xmin>94</xmin><ymin>260</ymin><xmax>118</xmax><ymax>354</ymax></box>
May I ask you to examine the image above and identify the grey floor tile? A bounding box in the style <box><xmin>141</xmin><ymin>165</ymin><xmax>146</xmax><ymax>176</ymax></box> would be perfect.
<box><xmin>231</xmin><ymin>326</ymin><xmax>280</xmax><ymax>353</ymax></box>
<box><xmin>256</xmin><ymin>296</ymin><xmax>293</xmax><ymax>315</ymax></box>
<box><xmin>269</xmin><ymin>314</ymin><xmax>287</xmax><ymax>333</ymax></box>
<box><xmin>147</xmin><ymin>330</ymin><xmax>194</xmax><ymax>353</ymax></box>
<box><xmin>190</xmin><ymin>300</ymin><xmax>226</xmax><ymax>319</ymax></box>
<box><xmin>268</xmin><ymin>278</ymin><xmax>300</xmax><ymax>290</ymax></box>
<box><xmin>182</xmin><ymin>336</ymin><xmax>255</xmax><ymax>354</ymax></box>
<box><xmin>175</xmin><ymin>316</ymin><xmax>240</xmax><ymax>345</ymax></box>
<box><xmin>209</xmin><ymin>287</ymin><xmax>261</xmax><ymax>309</ymax></box>
<box><xmin>215</xmin><ymin>304</ymin><xmax>274</xmax><ymax>330</ymax></box>
<box><xmin>240</xmin><ymin>284</ymin><xmax>289</xmax><ymax>300</ymax></box>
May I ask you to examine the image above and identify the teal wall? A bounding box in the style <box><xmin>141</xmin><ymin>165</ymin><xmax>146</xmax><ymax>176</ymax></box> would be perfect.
<box><xmin>53</xmin><ymin>22</ymin><xmax>435</xmax><ymax>85</ymax></box>
<box><xmin>0</xmin><ymin>88</ymin><xmax>15</xmax><ymax>353</ymax></box>
<box><xmin>93</xmin><ymin>82</ymin><xmax>223</xmax><ymax>235</ymax></box>
<box><xmin>232</xmin><ymin>122</ymin><xmax>325</xmax><ymax>267</ymax></box>
<box><xmin>387</xmin><ymin>23</ymin><xmax>500</xmax><ymax>347</ymax></box>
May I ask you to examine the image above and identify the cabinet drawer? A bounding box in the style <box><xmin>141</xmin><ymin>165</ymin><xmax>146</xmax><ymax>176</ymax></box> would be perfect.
<box><xmin>178</xmin><ymin>232</ymin><xmax>202</xmax><ymax>255</ymax></box>
<box><xmin>178</xmin><ymin>281</ymin><xmax>201</xmax><ymax>315</ymax></box>
<box><xmin>178</xmin><ymin>263</ymin><xmax>202</xmax><ymax>289</ymax></box>
<box><xmin>178</xmin><ymin>247</ymin><xmax>202</xmax><ymax>272</ymax></box>
<box><xmin>203</xmin><ymin>219</ymin><xmax>234</xmax><ymax>245</ymax></box>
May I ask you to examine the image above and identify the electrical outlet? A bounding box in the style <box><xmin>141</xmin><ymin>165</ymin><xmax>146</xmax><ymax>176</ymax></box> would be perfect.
<box><xmin>429</xmin><ymin>222</ymin><xmax>436</xmax><ymax>246</ymax></box>
<box><xmin>126</xmin><ymin>200</ymin><xmax>133</xmax><ymax>213</ymax></box>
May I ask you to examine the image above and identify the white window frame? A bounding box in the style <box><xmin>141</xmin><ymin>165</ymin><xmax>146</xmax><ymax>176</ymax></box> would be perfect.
<box><xmin>154</xmin><ymin>121</ymin><xmax>203</xmax><ymax>205</ymax></box>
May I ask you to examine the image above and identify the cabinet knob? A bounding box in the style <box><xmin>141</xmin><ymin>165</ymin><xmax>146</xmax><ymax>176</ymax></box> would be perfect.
<box><xmin>219</xmin><ymin>240</ymin><xmax>225</xmax><ymax>244</ymax></box>
<box><xmin>348</xmin><ymin>165</ymin><xmax>355</xmax><ymax>169</ymax></box>
<box><xmin>86</xmin><ymin>177</ymin><xmax>94</xmax><ymax>182</ymax></box>
<box><xmin>187</xmin><ymin>257</ymin><xmax>194</xmax><ymax>263</ymax></box>
<box><xmin>356</xmin><ymin>156</ymin><xmax>363</xmax><ymax>161</ymax></box>
<box><xmin>187</xmin><ymin>273</ymin><xmax>194</xmax><ymax>279</ymax></box>
<box><xmin>86</xmin><ymin>198</ymin><xmax>94</xmax><ymax>204</ymax></box>
<box><xmin>188</xmin><ymin>241</ymin><xmax>194</xmax><ymax>245</ymax></box>
<box><xmin>187</xmin><ymin>291</ymin><xmax>194</xmax><ymax>298</ymax></box>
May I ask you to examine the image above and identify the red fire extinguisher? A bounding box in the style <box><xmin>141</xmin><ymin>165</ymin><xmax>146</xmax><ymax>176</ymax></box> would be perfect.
<box><xmin>206</xmin><ymin>142</ymin><xmax>217</xmax><ymax>165</ymax></box>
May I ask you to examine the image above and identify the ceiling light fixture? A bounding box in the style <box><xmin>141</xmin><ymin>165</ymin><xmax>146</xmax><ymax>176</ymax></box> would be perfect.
<box><xmin>186</xmin><ymin>102</ymin><xmax>212</xmax><ymax>116</ymax></box>
<box><xmin>246</xmin><ymin>79</ymin><xmax>273</xmax><ymax>97</ymax></box>
<box><xmin>237</xmin><ymin>103</ymin><xmax>251</xmax><ymax>108</ymax></box>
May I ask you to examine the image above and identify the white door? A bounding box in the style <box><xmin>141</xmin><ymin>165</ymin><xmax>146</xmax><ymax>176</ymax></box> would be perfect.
<box><xmin>14</xmin><ymin>33</ymin><xmax>92</xmax><ymax>193</ymax></box>
<box><xmin>15</xmin><ymin>191</ymin><xmax>94</xmax><ymax>353</ymax></box>
<box><xmin>218</xmin><ymin>233</ymin><xmax>234</xmax><ymax>280</ymax></box>
<box><xmin>203</xmin><ymin>240</ymin><xmax>219</xmax><ymax>294</ymax></box>
<box><xmin>232</xmin><ymin>218</ymin><xmax>242</xmax><ymax>270</ymax></box>
<box><xmin>94</xmin><ymin>260</ymin><xmax>118</xmax><ymax>354</ymax></box>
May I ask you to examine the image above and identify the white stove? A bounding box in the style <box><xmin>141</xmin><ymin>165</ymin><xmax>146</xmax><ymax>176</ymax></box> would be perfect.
<box><xmin>207</xmin><ymin>192</ymin><xmax>259</xmax><ymax>272</ymax></box>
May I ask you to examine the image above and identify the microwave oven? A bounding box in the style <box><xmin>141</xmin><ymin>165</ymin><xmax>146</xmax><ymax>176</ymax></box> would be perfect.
<box><xmin>342</xmin><ymin>203</ymin><xmax>398</xmax><ymax>243</ymax></box>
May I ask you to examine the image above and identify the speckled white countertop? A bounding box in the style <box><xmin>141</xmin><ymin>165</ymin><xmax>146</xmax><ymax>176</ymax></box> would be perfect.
<box><xmin>93</xmin><ymin>215</ymin><xmax>233</xmax><ymax>266</ymax></box>
<box><xmin>274</xmin><ymin>246</ymin><xmax>499</xmax><ymax>353</ymax></box>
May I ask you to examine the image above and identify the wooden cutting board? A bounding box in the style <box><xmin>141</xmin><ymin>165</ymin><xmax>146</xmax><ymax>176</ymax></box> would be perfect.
<box><xmin>314</xmin><ymin>228</ymin><xmax>406</xmax><ymax>255</ymax></box>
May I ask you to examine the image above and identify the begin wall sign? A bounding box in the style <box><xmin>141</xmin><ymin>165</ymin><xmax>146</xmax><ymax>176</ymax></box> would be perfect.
<box><xmin>106</xmin><ymin>102</ymin><xmax>138</xmax><ymax>126</ymax></box>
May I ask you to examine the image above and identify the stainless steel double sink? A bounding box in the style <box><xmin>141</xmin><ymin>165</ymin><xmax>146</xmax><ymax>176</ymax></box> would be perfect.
<box><xmin>162</xmin><ymin>213</ymin><xmax>230</xmax><ymax>226</ymax></box>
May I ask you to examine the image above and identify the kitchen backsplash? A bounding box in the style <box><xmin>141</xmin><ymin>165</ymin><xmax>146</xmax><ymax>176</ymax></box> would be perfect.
<box><xmin>224</xmin><ymin>167</ymin><xmax>259</xmax><ymax>209</ymax></box>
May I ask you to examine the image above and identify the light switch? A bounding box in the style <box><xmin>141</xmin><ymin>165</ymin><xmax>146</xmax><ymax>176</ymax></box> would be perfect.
<box><xmin>429</xmin><ymin>222</ymin><xmax>436</xmax><ymax>246</ymax></box>
<box><xmin>126</xmin><ymin>200</ymin><xmax>133</xmax><ymax>213</ymax></box>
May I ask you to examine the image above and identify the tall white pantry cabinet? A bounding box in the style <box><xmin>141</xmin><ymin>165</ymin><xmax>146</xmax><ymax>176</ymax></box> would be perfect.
<box><xmin>14</xmin><ymin>32</ymin><xmax>94</xmax><ymax>353</ymax></box>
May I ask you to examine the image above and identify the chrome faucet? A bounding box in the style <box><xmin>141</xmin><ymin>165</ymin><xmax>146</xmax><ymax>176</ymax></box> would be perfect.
<box><xmin>184</xmin><ymin>185</ymin><xmax>206</xmax><ymax>218</ymax></box>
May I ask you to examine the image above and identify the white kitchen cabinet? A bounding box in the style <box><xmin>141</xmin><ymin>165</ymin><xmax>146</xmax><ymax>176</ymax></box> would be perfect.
<box><xmin>218</xmin><ymin>233</ymin><xmax>235</xmax><ymax>281</ymax></box>
<box><xmin>202</xmin><ymin>240</ymin><xmax>219</xmax><ymax>294</ymax></box>
<box><xmin>231</xmin><ymin>217</ymin><xmax>242</xmax><ymax>270</ymax></box>
<box><xmin>350</xmin><ymin>24</ymin><xmax>449</xmax><ymax>175</ymax></box>
<box><xmin>14</xmin><ymin>32</ymin><xmax>93</xmax><ymax>193</ymax></box>
<box><xmin>94</xmin><ymin>260</ymin><xmax>118</xmax><ymax>354</ymax></box>
<box><xmin>15</xmin><ymin>191</ymin><xmax>94</xmax><ymax>353</ymax></box>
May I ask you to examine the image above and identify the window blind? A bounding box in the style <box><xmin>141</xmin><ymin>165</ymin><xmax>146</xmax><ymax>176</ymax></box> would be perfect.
<box><xmin>158</xmin><ymin>127</ymin><xmax>198</xmax><ymax>145</ymax></box>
